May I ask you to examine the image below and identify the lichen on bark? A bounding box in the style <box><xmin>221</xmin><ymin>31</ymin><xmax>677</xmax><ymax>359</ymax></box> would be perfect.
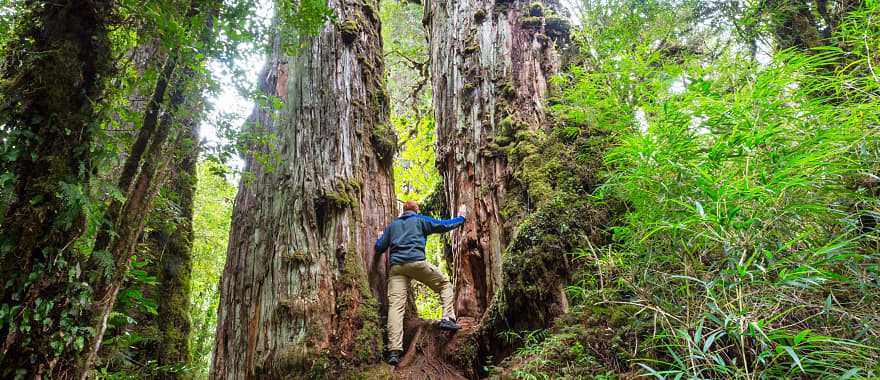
<box><xmin>425</xmin><ymin>0</ymin><xmax>568</xmax><ymax>330</ymax></box>
<box><xmin>210</xmin><ymin>0</ymin><xmax>397</xmax><ymax>377</ymax></box>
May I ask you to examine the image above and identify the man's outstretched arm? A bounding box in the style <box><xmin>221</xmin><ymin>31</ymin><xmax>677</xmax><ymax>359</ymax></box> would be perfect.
<box><xmin>419</xmin><ymin>205</ymin><xmax>468</xmax><ymax>235</ymax></box>
<box><xmin>375</xmin><ymin>225</ymin><xmax>391</xmax><ymax>254</ymax></box>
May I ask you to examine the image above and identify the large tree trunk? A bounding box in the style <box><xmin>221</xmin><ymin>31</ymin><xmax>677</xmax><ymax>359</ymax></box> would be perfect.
<box><xmin>425</xmin><ymin>0</ymin><xmax>568</xmax><ymax>323</ymax></box>
<box><xmin>0</xmin><ymin>0</ymin><xmax>114</xmax><ymax>377</ymax></box>
<box><xmin>210</xmin><ymin>0</ymin><xmax>397</xmax><ymax>377</ymax></box>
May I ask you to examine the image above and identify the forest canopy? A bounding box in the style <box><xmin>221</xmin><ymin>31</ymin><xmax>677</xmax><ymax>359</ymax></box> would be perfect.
<box><xmin>0</xmin><ymin>0</ymin><xmax>877</xmax><ymax>379</ymax></box>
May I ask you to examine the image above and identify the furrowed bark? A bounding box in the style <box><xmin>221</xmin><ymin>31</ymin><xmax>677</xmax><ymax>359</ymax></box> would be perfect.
<box><xmin>210</xmin><ymin>0</ymin><xmax>397</xmax><ymax>377</ymax></box>
<box><xmin>0</xmin><ymin>0</ymin><xmax>114</xmax><ymax>377</ymax></box>
<box><xmin>425</xmin><ymin>0</ymin><xmax>569</xmax><ymax>365</ymax></box>
<box><xmin>425</xmin><ymin>0</ymin><xmax>568</xmax><ymax>319</ymax></box>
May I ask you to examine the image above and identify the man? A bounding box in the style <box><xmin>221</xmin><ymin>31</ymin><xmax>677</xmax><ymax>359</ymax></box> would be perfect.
<box><xmin>374</xmin><ymin>200</ymin><xmax>467</xmax><ymax>366</ymax></box>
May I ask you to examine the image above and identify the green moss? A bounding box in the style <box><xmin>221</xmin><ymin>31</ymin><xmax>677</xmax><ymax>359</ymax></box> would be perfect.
<box><xmin>464</xmin><ymin>42</ymin><xmax>480</xmax><ymax>55</ymax></box>
<box><xmin>481</xmin><ymin>105</ymin><xmax>619</xmax><ymax>362</ymax></box>
<box><xmin>498</xmin><ymin>115</ymin><xmax>520</xmax><ymax>133</ymax></box>
<box><xmin>498</xmin><ymin>80</ymin><xmax>515</xmax><ymax>99</ymax></box>
<box><xmin>275</xmin><ymin>346</ymin><xmax>310</xmax><ymax>375</ymax></box>
<box><xmin>420</xmin><ymin>181</ymin><xmax>448</xmax><ymax>218</ymax></box>
<box><xmin>545</xmin><ymin>15</ymin><xmax>571</xmax><ymax>40</ymax></box>
<box><xmin>519</xmin><ymin>15</ymin><xmax>543</xmax><ymax>29</ymax></box>
<box><xmin>370</xmin><ymin>123</ymin><xmax>398</xmax><ymax>163</ymax></box>
<box><xmin>341</xmin><ymin>364</ymin><xmax>392</xmax><ymax>379</ymax></box>
<box><xmin>339</xmin><ymin>18</ymin><xmax>361</xmax><ymax>44</ymax></box>
<box><xmin>338</xmin><ymin>241</ymin><xmax>384</xmax><ymax>364</ymax></box>
<box><xmin>493</xmin><ymin>305</ymin><xmax>651</xmax><ymax>377</ymax></box>
<box><xmin>494</xmin><ymin>135</ymin><xmax>512</xmax><ymax>146</ymax></box>
<box><xmin>474</xmin><ymin>8</ymin><xmax>487</xmax><ymax>23</ymax></box>
<box><xmin>324</xmin><ymin>190</ymin><xmax>355</xmax><ymax>209</ymax></box>
<box><xmin>282</xmin><ymin>249</ymin><xmax>309</xmax><ymax>263</ymax></box>
<box><xmin>528</xmin><ymin>2</ymin><xmax>544</xmax><ymax>17</ymax></box>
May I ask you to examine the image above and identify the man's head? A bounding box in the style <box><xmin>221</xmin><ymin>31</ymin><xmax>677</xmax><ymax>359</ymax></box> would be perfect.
<box><xmin>403</xmin><ymin>200</ymin><xmax>420</xmax><ymax>213</ymax></box>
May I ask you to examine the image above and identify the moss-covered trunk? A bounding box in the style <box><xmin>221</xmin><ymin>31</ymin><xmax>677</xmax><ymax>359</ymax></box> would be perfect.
<box><xmin>82</xmin><ymin>2</ymin><xmax>219</xmax><ymax>373</ymax></box>
<box><xmin>768</xmin><ymin>0</ymin><xmax>863</xmax><ymax>50</ymax></box>
<box><xmin>0</xmin><ymin>0</ymin><xmax>113</xmax><ymax>377</ymax></box>
<box><xmin>425</xmin><ymin>0</ymin><xmax>569</xmax><ymax>340</ymax></box>
<box><xmin>210</xmin><ymin>0</ymin><xmax>397</xmax><ymax>377</ymax></box>
<box><xmin>155</xmin><ymin>118</ymin><xmax>200</xmax><ymax>377</ymax></box>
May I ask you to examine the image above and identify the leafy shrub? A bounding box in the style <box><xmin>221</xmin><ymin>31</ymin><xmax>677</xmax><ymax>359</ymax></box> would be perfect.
<box><xmin>499</xmin><ymin>0</ymin><xmax>880</xmax><ymax>378</ymax></box>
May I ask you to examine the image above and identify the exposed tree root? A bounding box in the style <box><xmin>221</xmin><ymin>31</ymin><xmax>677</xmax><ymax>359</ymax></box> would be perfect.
<box><xmin>392</xmin><ymin>317</ymin><xmax>480</xmax><ymax>380</ymax></box>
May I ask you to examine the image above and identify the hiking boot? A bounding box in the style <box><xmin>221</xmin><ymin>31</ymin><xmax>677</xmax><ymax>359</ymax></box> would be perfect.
<box><xmin>438</xmin><ymin>318</ymin><xmax>461</xmax><ymax>332</ymax></box>
<box><xmin>387</xmin><ymin>350</ymin><xmax>402</xmax><ymax>366</ymax></box>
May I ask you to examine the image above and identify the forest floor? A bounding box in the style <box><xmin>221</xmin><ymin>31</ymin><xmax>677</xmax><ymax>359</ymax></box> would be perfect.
<box><xmin>391</xmin><ymin>317</ymin><xmax>480</xmax><ymax>380</ymax></box>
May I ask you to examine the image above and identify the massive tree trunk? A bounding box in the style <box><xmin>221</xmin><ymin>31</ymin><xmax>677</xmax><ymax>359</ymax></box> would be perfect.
<box><xmin>0</xmin><ymin>0</ymin><xmax>114</xmax><ymax>377</ymax></box>
<box><xmin>210</xmin><ymin>0</ymin><xmax>397</xmax><ymax>377</ymax></box>
<box><xmin>425</xmin><ymin>0</ymin><xmax>568</xmax><ymax>324</ymax></box>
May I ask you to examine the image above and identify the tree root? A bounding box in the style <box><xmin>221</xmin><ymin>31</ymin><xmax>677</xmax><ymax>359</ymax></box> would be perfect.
<box><xmin>392</xmin><ymin>317</ymin><xmax>479</xmax><ymax>380</ymax></box>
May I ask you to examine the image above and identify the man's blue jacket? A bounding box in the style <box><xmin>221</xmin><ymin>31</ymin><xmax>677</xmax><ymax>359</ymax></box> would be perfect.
<box><xmin>375</xmin><ymin>210</ymin><xmax>465</xmax><ymax>265</ymax></box>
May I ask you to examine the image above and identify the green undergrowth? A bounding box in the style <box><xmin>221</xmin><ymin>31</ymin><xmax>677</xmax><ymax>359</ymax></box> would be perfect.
<box><xmin>480</xmin><ymin>83</ymin><xmax>618</xmax><ymax>362</ymax></box>
<box><xmin>493</xmin><ymin>0</ymin><xmax>880</xmax><ymax>378</ymax></box>
<box><xmin>489</xmin><ymin>304</ymin><xmax>650</xmax><ymax>379</ymax></box>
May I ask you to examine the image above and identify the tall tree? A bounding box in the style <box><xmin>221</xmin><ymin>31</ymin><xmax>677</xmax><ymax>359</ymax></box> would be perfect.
<box><xmin>81</xmin><ymin>1</ymin><xmax>220</xmax><ymax>372</ymax></box>
<box><xmin>156</xmin><ymin>115</ymin><xmax>200</xmax><ymax>377</ymax></box>
<box><xmin>0</xmin><ymin>0</ymin><xmax>114</xmax><ymax>376</ymax></box>
<box><xmin>210</xmin><ymin>0</ymin><xmax>397</xmax><ymax>377</ymax></box>
<box><xmin>424</xmin><ymin>0</ymin><xmax>570</xmax><ymax>330</ymax></box>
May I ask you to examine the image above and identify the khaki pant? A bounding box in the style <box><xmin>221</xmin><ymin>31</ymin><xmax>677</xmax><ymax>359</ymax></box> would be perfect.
<box><xmin>387</xmin><ymin>260</ymin><xmax>455</xmax><ymax>351</ymax></box>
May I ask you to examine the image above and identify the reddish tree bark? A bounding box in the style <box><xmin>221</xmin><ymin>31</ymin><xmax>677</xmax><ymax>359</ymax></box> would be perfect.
<box><xmin>425</xmin><ymin>0</ymin><xmax>568</xmax><ymax>320</ymax></box>
<box><xmin>210</xmin><ymin>0</ymin><xmax>397</xmax><ymax>377</ymax></box>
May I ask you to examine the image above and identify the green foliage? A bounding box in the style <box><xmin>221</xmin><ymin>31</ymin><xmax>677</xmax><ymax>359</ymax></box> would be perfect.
<box><xmin>278</xmin><ymin>0</ymin><xmax>333</xmax><ymax>53</ymax></box>
<box><xmin>383</xmin><ymin>0</ymin><xmax>444</xmax><ymax>319</ymax></box>
<box><xmin>393</xmin><ymin>116</ymin><xmax>440</xmax><ymax>201</ymax></box>
<box><xmin>498</xmin><ymin>0</ymin><xmax>880</xmax><ymax>378</ymax></box>
<box><xmin>497</xmin><ymin>305</ymin><xmax>648</xmax><ymax>379</ymax></box>
<box><xmin>189</xmin><ymin>160</ymin><xmax>237</xmax><ymax>377</ymax></box>
<box><xmin>380</xmin><ymin>0</ymin><xmax>430</xmax><ymax>118</ymax></box>
<box><xmin>391</xmin><ymin>115</ymin><xmax>447</xmax><ymax>319</ymax></box>
<box><xmin>0</xmin><ymin>0</ymin><xmax>19</xmax><ymax>53</ymax></box>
